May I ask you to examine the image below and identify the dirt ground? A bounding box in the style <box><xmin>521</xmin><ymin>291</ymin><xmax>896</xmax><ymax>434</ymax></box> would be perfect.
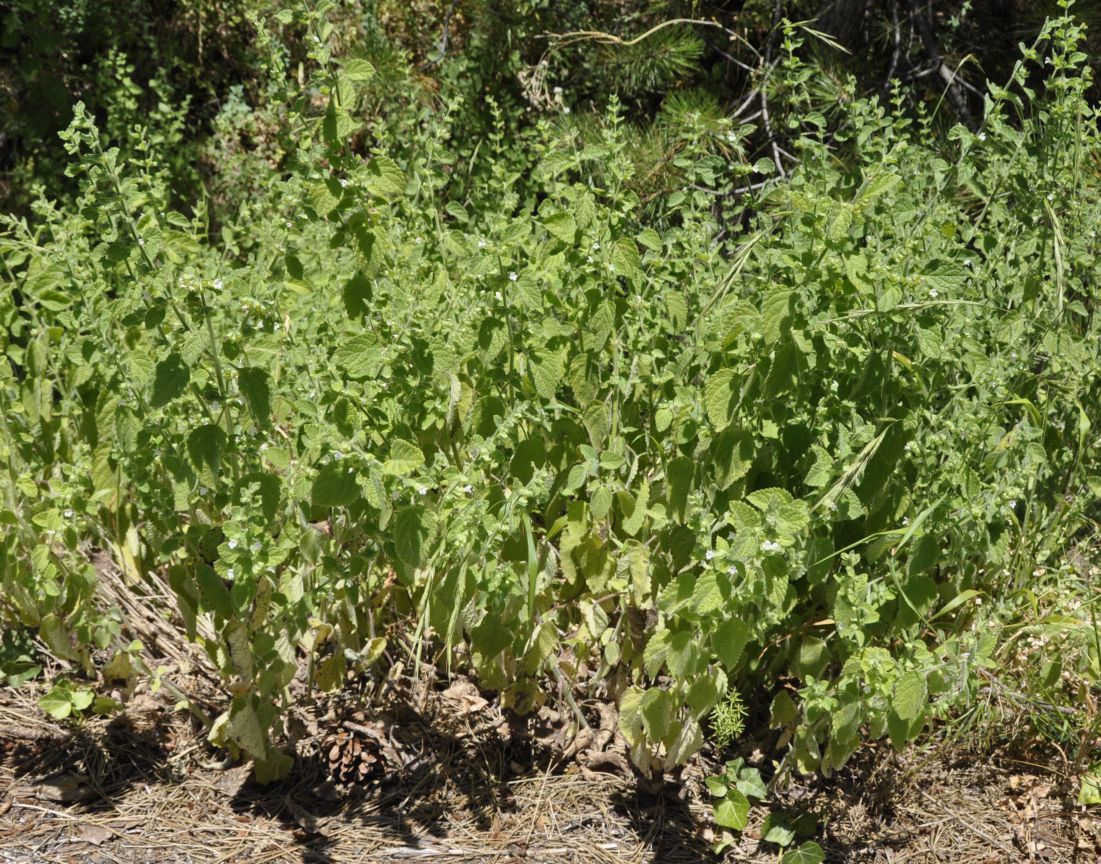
<box><xmin>2</xmin><ymin>670</ymin><xmax>1099</xmax><ymax>864</ymax></box>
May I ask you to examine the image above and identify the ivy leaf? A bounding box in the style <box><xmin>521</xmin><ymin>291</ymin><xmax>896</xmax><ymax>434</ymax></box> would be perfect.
<box><xmin>782</xmin><ymin>842</ymin><xmax>825</xmax><ymax>864</ymax></box>
<box><xmin>762</xmin><ymin>812</ymin><xmax>796</xmax><ymax>846</ymax></box>
<box><xmin>713</xmin><ymin>788</ymin><xmax>750</xmax><ymax>830</ymax></box>
<box><xmin>151</xmin><ymin>352</ymin><xmax>190</xmax><ymax>408</ymax></box>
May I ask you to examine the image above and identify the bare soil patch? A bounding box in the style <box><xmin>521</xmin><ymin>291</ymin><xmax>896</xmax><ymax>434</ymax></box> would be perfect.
<box><xmin>2</xmin><ymin>672</ymin><xmax>1099</xmax><ymax>864</ymax></box>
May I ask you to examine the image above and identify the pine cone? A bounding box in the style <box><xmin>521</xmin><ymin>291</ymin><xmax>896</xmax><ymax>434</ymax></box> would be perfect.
<box><xmin>324</xmin><ymin>727</ymin><xmax>382</xmax><ymax>785</ymax></box>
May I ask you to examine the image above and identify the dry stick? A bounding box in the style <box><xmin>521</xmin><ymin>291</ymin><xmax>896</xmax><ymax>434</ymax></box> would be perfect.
<box><xmin>909</xmin><ymin>0</ymin><xmax>974</xmax><ymax>129</ymax></box>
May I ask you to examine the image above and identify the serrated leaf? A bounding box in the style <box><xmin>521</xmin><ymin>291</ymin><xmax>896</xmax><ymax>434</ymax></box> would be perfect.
<box><xmin>610</xmin><ymin>238</ymin><xmax>642</xmax><ymax>281</ymax></box>
<box><xmin>531</xmin><ymin>349</ymin><xmax>565</xmax><ymax>401</ymax></box>
<box><xmin>762</xmin><ymin>289</ymin><xmax>793</xmax><ymax>345</ymax></box>
<box><xmin>712</xmin><ymin>618</ymin><xmax>749</xmax><ymax>669</ymax></box>
<box><xmin>311</xmin><ymin>463</ymin><xmax>360</xmax><ymax>508</ymax></box>
<box><xmin>334</xmin><ymin>335</ymin><xmax>383</xmax><ymax>379</ymax></box>
<box><xmin>238</xmin><ymin>367</ymin><xmax>271</xmax><ymax>426</ymax></box>
<box><xmin>383</xmin><ymin>439</ymin><xmax>424</xmax><ymax>475</ymax></box>
<box><xmin>640</xmin><ymin>687</ymin><xmax>671</xmax><ymax>740</ymax></box>
<box><xmin>364</xmin><ymin>155</ymin><xmax>405</xmax><ymax>199</ymax></box>
<box><xmin>394</xmin><ymin>505</ymin><xmax>436</xmax><ymax>568</ymax></box>
<box><xmin>151</xmin><ymin>352</ymin><xmax>190</xmax><ymax>408</ymax></box>
<box><xmin>705</xmin><ymin>368</ymin><xmax>739</xmax><ymax>430</ymax></box>
<box><xmin>543</xmin><ymin>212</ymin><xmax>576</xmax><ymax>243</ymax></box>
<box><xmin>892</xmin><ymin>670</ymin><xmax>927</xmax><ymax>721</ymax></box>
<box><xmin>342</xmin><ymin>58</ymin><xmax>375</xmax><ymax>82</ymax></box>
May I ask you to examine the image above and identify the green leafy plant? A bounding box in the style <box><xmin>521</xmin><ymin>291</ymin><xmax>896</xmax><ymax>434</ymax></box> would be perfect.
<box><xmin>1</xmin><ymin>1</ymin><xmax>1099</xmax><ymax>794</ymax></box>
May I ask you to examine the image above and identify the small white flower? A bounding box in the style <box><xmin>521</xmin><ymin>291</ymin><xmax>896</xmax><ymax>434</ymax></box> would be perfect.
<box><xmin>339</xmin><ymin>178</ymin><xmax>348</xmax><ymax>188</ymax></box>
<box><xmin>592</xmin><ymin>241</ymin><xmax>600</xmax><ymax>251</ymax></box>
<box><xmin>213</xmin><ymin>278</ymin><xmax>223</xmax><ymax>290</ymax></box>
<box><xmin>1009</xmin><ymin>499</ymin><xmax>1017</xmax><ymax>509</ymax></box>
<box><xmin>728</xmin><ymin>565</ymin><xmax>737</xmax><ymax>576</ymax></box>
<box><xmin>509</xmin><ymin>272</ymin><xmax>518</xmax><ymax>282</ymax></box>
<box><xmin>705</xmin><ymin>550</ymin><xmax>715</xmax><ymax>561</ymax></box>
<box><xmin>902</xmin><ymin>516</ymin><xmax>910</xmax><ymax>525</ymax></box>
<box><xmin>586</xmin><ymin>255</ymin><xmax>593</xmax><ymax>263</ymax></box>
<box><xmin>977</xmin><ymin>132</ymin><xmax>986</xmax><ymax>141</ymax></box>
<box><xmin>251</xmin><ymin>541</ymin><xmax>261</xmax><ymax>552</ymax></box>
<box><xmin>227</xmin><ymin>568</ymin><xmax>235</xmax><ymax>579</ymax></box>
<box><xmin>963</xmin><ymin>259</ymin><xmax>971</xmax><ymax>267</ymax></box>
<box><xmin>1046</xmin><ymin>193</ymin><xmax>1054</xmax><ymax>201</ymax></box>
<box><xmin>334</xmin><ymin>450</ymin><xmax>343</xmax><ymax>459</ymax></box>
<box><xmin>553</xmin><ymin>86</ymin><xmax>563</xmax><ymax>95</ymax></box>
<box><xmin>563</xmin><ymin>106</ymin><xmax>570</xmax><ymax>115</ymax></box>
<box><xmin>726</xmin><ymin>131</ymin><xmax>738</xmax><ymax>143</ymax></box>
<box><xmin>761</xmin><ymin>540</ymin><xmax>782</xmax><ymax>553</ymax></box>
<box><xmin>137</xmin><ymin>238</ymin><xmax>145</xmax><ymax>247</ymax></box>
<box><xmin>418</xmin><ymin>486</ymin><xmax>428</xmax><ymax>496</ymax></box>
<box><xmin>463</xmin><ymin>484</ymin><xmax>473</xmax><ymax>494</ymax></box>
<box><xmin>415</xmin><ymin>236</ymin><xmax>423</xmax><ymax>244</ymax></box>
<box><xmin>495</xmin><ymin>291</ymin><xmax>503</xmax><ymax>301</ymax></box>
<box><xmin>974</xmin><ymin>597</ymin><xmax>983</xmax><ymax>606</ymax></box>
<box><xmin>928</xmin><ymin>288</ymin><xmax>939</xmax><ymax>298</ymax></box>
<box><xmin>63</xmin><ymin>508</ymin><xmax>74</xmax><ymax>518</ymax></box>
<box><xmin>199</xmin><ymin>486</ymin><xmax>209</xmax><ymax>495</ymax></box>
<box><xmin>607</xmin><ymin>263</ymin><xmax>616</xmax><ymax>273</ymax></box>
<box><xmin>478</xmin><ymin>239</ymin><xmax>487</xmax><ymax>249</ymax></box>
<box><xmin>285</xmin><ymin>220</ymin><xmax>292</xmax><ymax>229</ymax></box>
<box><xmin>260</xmin><ymin>443</ymin><xmax>268</xmax><ymax>451</ymax></box>
<box><xmin>228</xmin><ymin>539</ymin><xmax>238</xmax><ymax>549</ymax></box>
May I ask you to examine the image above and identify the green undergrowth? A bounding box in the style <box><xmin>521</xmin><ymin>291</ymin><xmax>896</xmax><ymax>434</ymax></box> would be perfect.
<box><xmin>1</xmin><ymin>2</ymin><xmax>1100</xmax><ymax>794</ymax></box>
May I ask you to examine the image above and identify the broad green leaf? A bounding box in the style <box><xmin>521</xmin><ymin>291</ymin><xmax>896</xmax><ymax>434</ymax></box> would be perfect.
<box><xmin>342</xmin><ymin>58</ymin><xmax>375</xmax><ymax>82</ymax></box>
<box><xmin>151</xmin><ymin>353</ymin><xmax>190</xmax><ymax>408</ymax></box>
<box><xmin>705</xmin><ymin>368</ymin><xmax>739</xmax><ymax>430</ymax></box>
<box><xmin>712</xmin><ymin>618</ymin><xmax>750</xmax><ymax>669</ymax></box>
<box><xmin>531</xmin><ymin>349</ymin><xmax>565</xmax><ymax>401</ymax></box>
<box><xmin>383</xmin><ymin>439</ymin><xmax>424</xmax><ymax>475</ymax></box>
<box><xmin>640</xmin><ymin>687</ymin><xmax>672</xmax><ymax>740</ymax></box>
<box><xmin>762</xmin><ymin>812</ymin><xmax>796</xmax><ymax>846</ymax></box>
<box><xmin>238</xmin><ymin>367</ymin><xmax>271</xmax><ymax>426</ymax></box>
<box><xmin>713</xmin><ymin>789</ymin><xmax>750</xmax><ymax>830</ymax></box>
<box><xmin>762</xmin><ymin>289</ymin><xmax>793</xmax><ymax>345</ymax></box>
<box><xmin>334</xmin><ymin>335</ymin><xmax>383</xmax><ymax>379</ymax></box>
<box><xmin>610</xmin><ymin>237</ymin><xmax>642</xmax><ymax>281</ymax></box>
<box><xmin>782</xmin><ymin>842</ymin><xmax>825</xmax><ymax>864</ymax></box>
<box><xmin>38</xmin><ymin>685</ymin><xmax>73</xmax><ymax>719</ymax></box>
<box><xmin>543</xmin><ymin>212</ymin><xmax>576</xmax><ymax>243</ymax></box>
<box><xmin>892</xmin><ymin>670</ymin><xmax>927</xmax><ymax>721</ymax></box>
<box><xmin>393</xmin><ymin>505</ymin><xmax>436</xmax><ymax>568</ymax></box>
<box><xmin>311</xmin><ymin>463</ymin><xmax>360</xmax><ymax>508</ymax></box>
<box><xmin>364</xmin><ymin>155</ymin><xmax>406</xmax><ymax>199</ymax></box>
<box><xmin>1078</xmin><ymin>765</ymin><xmax>1101</xmax><ymax>806</ymax></box>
